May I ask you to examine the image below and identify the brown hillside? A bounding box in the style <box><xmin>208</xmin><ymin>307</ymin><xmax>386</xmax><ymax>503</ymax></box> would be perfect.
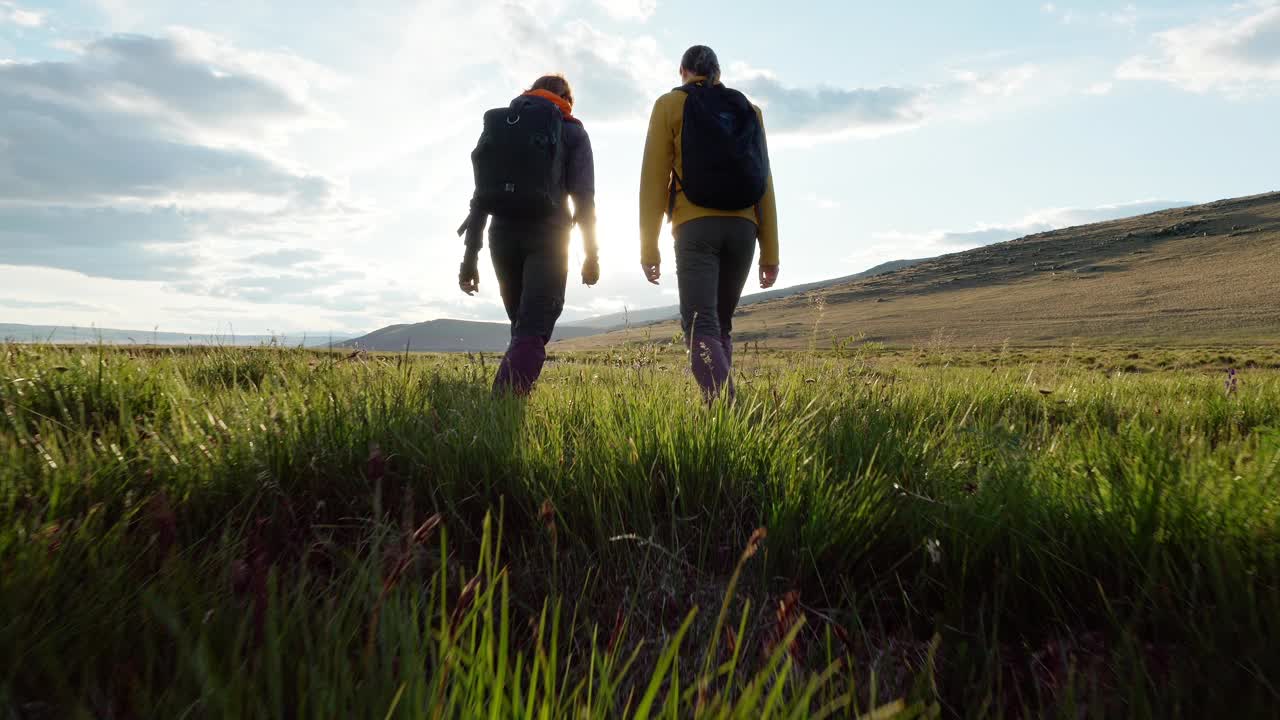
<box><xmin>559</xmin><ymin>192</ymin><xmax>1280</xmax><ymax>349</ymax></box>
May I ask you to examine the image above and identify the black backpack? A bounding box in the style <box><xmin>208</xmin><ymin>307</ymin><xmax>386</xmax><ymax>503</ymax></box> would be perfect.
<box><xmin>470</xmin><ymin>95</ymin><xmax>566</xmax><ymax>219</ymax></box>
<box><xmin>670</xmin><ymin>82</ymin><xmax>769</xmax><ymax>215</ymax></box>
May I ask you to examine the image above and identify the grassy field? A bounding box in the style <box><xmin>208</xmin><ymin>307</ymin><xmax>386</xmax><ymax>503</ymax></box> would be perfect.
<box><xmin>2</xmin><ymin>342</ymin><xmax>1279</xmax><ymax>718</ymax></box>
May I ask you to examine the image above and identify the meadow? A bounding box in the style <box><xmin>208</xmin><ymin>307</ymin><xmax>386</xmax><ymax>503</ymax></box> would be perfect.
<box><xmin>2</xmin><ymin>341</ymin><xmax>1278</xmax><ymax>718</ymax></box>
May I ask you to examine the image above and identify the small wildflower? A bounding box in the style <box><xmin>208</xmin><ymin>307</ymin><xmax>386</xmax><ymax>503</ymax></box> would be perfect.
<box><xmin>366</xmin><ymin>443</ymin><xmax>386</xmax><ymax>482</ymax></box>
<box><xmin>449</xmin><ymin>576</ymin><xmax>481</xmax><ymax>636</ymax></box>
<box><xmin>832</xmin><ymin>622</ymin><xmax>853</xmax><ymax>653</ymax></box>
<box><xmin>605</xmin><ymin>604</ymin><xmax>625</xmax><ymax>657</ymax></box>
<box><xmin>411</xmin><ymin>514</ymin><xmax>443</xmax><ymax>545</ymax></box>
<box><xmin>740</xmin><ymin>527</ymin><xmax>767</xmax><ymax>562</ymax></box>
<box><xmin>724</xmin><ymin>624</ymin><xmax>738</xmax><ymax>657</ymax></box>
<box><xmin>769</xmin><ymin>590</ymin><xmax>805</xmax><ymax>663</ymax></box>
<box><xmin>539</xmin><ymin>499</ymin><xmax>558</xmax><ymax>549</ymax></box>
<box><xmin>926</xmin><ymin>538</ymin><xmax>942</xmax><ymax>564</ymax></box>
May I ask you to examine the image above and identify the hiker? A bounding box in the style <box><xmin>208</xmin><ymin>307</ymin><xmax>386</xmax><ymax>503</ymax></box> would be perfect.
<box><xmin>638</xmin><ymin>45</ymin><xmax>779</xmax><ymax>402</ymax></box>
<box><xmin>457</xmin><ymin>74</ymin><xmax>599</xmax><ymax>396</ymax></box>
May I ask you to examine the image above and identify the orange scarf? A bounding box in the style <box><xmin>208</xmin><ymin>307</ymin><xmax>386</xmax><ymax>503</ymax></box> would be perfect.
<box><xmin>523</xmin><ymin>89</ymin><xmax>577</xmax><ymax>122</ymax></box>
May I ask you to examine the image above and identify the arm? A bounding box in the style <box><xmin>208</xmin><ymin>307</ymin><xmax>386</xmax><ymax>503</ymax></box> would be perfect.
<box><xmin>567</xmin><ymin>126</ymin><xmax>598</xmax><ymax>260</ymax></box>
<box><xmin>462</xmin><ymin>207</ymin><xmax>488</xmax><ymax>253</ymax></box>
<box><xmin>459</xmin><ymin>188</ymin><xmax>491</xmax><ymax>252</ymax></box>
<box><xmin>458</xmin><ymin>199</ymin><xmax>488</xmax><ymax>296</ymax></box>
<box><xmin>638</xmin><ymin>96</ymin><xmax>674</xmax><ymax>267</ymax></box>
<box><xmin>567</xmin><ymin>125</ymin><xmax>600</xmax><ymax>286</ymax></box>
<box><xmin>754</xmin><ymin>107</ymin><xmax>779</xmax><ymax>269</ymax></box>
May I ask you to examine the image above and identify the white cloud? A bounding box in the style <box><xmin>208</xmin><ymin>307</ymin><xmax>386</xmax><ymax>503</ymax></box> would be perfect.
<box><xmin>729</xmin><ymin>61</ymin><xmax>1048</xmax><ymax>143</ymax></box>
<box><xmin>951</xmin><ymin>64</ymin><xmax>1039</xmax><ymax>97</ymax></box>
<box><xmin>593</xmin><ymin>0</ymin><xmax>657</xmax><ymax>22</ymax></box>
<box><xmin>1118</xmin><ymin>2</ymin><xmax>1280</xmax><ymax>95</ymax></box>
<box><xmin>359</xmin><ymin>1</ymin><xmax>1049</xmax><ymax>157</ymax></box>
<box><xmin>1052</xmin><ymin>8</ymin><xmax>1077</xmax><ymax>26</ymax></box>
<box><xmin>1105</xmin><ymin>4</ymin><xmax>1139</xmax><ymax>31</ymax></box>
<box><xmin>806</xmin><ymin>193</ymin><xmax>841</xmax><ymax>210</ymax></box>
<box><xmin>498</xmin><ymin>2</ymin><xmax>668</xmax><ymax>119</ymax></box>
<box><xmin>496</xmin><ymin>7</ymin><xmax>1039</xmax><ymax>141</ymax></box>
<box><xmin>735</xmin><ymin>68</ymin><xmax>928</xmax><ymax>138</ymax></box>
<box><xmin>92</xmin><ymin>0</ymin><xmax>144</xmax><ymax>31</ymax></box>
<box><xmin>0</xmin><ymin>1</ymin><xmax>43</xmax><ymax>27</ymax></box>
<box><xmin>0</xmin><ymin>26</ymin><xmax>371</xmax><ymax>320</ymax></box>
<box><xmin>0</xmin><ymin>31</ymin><xmax>340</xmax><ymax>187</ymax></box>
<box><xmin>0</xmin><ymin>264</ymin><xmax>365</xmax><ymax>335</ymax></box>
<box><xmin>1085</xmin><ymin>80</ymin><xmax>1114</xmax><ymax>95</ymax></box>
<box><xmin>1016</xmin><ymin>200</ymin><xmax>1194</xmax><ymax>231</ymax></box>
<box><xmin>1043</xmin><ymin>3</ymin><xmax>1142</xmax><ymax>30</ymax></box>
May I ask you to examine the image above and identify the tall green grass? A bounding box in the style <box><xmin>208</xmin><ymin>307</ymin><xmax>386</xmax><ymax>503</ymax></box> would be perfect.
<box><xmin>2</xmin><ymin>343</ymin><xmax>1278</xmax><ymax>717</ymax></box>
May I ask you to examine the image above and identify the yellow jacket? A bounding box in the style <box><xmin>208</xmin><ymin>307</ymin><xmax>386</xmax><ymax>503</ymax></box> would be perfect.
<box><xmin>638</xmin><ymin>78</ymin><xmax>779</xmax><ymax>267</ymax></box>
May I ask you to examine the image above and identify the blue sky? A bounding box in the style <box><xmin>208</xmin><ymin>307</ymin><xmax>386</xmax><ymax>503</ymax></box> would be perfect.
<box><xmin>1</xmin><ymin>0</ymin><xmax>1278</xmax><ymax>335</ymax></box>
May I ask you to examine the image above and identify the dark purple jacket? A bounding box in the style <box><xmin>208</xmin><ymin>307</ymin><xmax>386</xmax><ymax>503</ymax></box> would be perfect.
<box><xmin>462</xmin><ymin>99</ymin><xmax>596</xmax><ymax>251</ymax></box>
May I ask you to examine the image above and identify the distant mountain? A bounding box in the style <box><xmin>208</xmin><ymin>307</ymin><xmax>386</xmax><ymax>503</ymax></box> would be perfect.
<box><xmin>338</xmin><ymin>319</ymin><xmax>598</xmax><ymax>353</ymax></box>
<box><xmin>0</xmin><ymin>259</ymin><xmax>936</xmax><ymax>353</ymax></box>
<box><xmin>563</xmin><ymin>258</ymin><xmax>924</xmax><ymax>330</ymax></box>
<box><xmin>0</xmin><ymin>324</ymin><xmax>353</xmax><ymax>347</ymax></box>
<box><xmin>560</xmin><ymin>305</ymin><xmax>679</xmax><ymax>331</ymax></box>
<box><xmin>563</xmin><ymin>191</ymin><xmax>1280</xmax><ymax>349</ymax></box>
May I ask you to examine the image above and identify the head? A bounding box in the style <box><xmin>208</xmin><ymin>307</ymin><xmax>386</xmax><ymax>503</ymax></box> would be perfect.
<box><xmin>679</xmin><ymin>45</ymin><xmax>720</xmax><ymax>84</ymax></box>
<box><xmin>528</xmin><ymin>74</ymin><xmax>574</xmax><ymax>107</ymax></box>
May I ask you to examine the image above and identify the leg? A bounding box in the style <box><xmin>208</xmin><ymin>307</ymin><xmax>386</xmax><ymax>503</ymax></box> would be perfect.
<box><xmin>488</xmin><ymin>232</ymin><xmax>525</xmax><ymax>326</ymax></box>
<box><xmin>716</xmin><ymin>218</ymin><xmax>758</xmax><ymax>372</ymax></box>
<box><xmin>513</xmin><ymin>227</ymin><xmax>569</xmax><ymax>344</ymax></box>
<box><xmin>675</xmin><ymin>218</ymin><xmax>731</xmax><ymax>401</ymax></box>
<box><xmin>488</xmin><ymin>228</ymin><xmax>526</xmax><ymax>393</ymax></box>
<box><xmin>498</xmin><ymin>225</ymin><xmax>569</xmax><ymax>396</ymax></box>
<box><xmin>488</xmin><ymin>225</ymin><xmax>529</xmax><ymax>392</ymax></box>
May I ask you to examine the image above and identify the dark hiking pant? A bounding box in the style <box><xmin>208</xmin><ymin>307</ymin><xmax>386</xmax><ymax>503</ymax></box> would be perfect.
<box><xmin>488</xmin><ymin>221</ymin><xmax>570</xmax><ymax>396</ymax></box>
<box><xmin>674</xmin><ymin>216</ymin><xmax>758</xmax><ymax>401</ymax></box>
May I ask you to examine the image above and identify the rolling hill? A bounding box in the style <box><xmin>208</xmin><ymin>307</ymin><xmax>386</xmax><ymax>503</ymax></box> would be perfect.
<box><xmin>559</xmin><ymin>191</ymin><xmax>1280</xmax><ymax>349</ymax></box>
<box><xmin>339</xmin><ymin>319</ymin><xmax>598</xmax><ymax>353</ymax></box>
<box><xmin>340</xmin><ymin>261</ymin><xmax>926</xmax><ymax>351</ymax></box>
<box><xmin>562</xmin><ymin>259</ymin><xmax>923</xmax><ymax>330</ymax></box>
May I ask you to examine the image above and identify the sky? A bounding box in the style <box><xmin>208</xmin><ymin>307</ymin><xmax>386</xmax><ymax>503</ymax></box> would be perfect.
<box><xmin>1</xmin><ymin>0</ymin><xmax>1278</xmax><ymax>336</ymax></box>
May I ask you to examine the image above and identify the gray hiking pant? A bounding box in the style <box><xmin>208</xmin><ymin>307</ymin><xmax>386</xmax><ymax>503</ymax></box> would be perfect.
<box><xmin>489</xmin><ymin>220</ymin><xmax>570</xmax><ymax>342</ymax></box>
<box><xmin>674</xmin><ymin>216</ymin><xmax>758</xmax><ymax>341</ymax></box>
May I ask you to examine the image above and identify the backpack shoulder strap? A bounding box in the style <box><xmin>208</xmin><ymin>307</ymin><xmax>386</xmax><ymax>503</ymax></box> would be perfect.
<box><xmin>667</xmin><ymin>171</ymin><xmax>681</xmax><ymax>220</ymax></box>
<box><xmin>664</xmin><ymin>82</ymin><xmax>705</xmax><ymax>219</ymax></box>
<box><xmin>673</xmin><ymin>81</ymin><xmax>714</xmax><ymax>94</ymax></box>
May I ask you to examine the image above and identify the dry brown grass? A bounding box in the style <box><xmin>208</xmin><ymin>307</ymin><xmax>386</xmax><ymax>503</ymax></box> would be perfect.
<box><xmin>562</xmin><ymin>191</ymin><xmax>1280</xmax><ymax>350</ymax></box>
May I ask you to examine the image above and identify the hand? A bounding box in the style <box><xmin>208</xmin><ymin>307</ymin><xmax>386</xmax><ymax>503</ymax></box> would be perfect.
<box><xmin>581</xmin><ymin>256</ymin><xmax>600</xmax><ymax>287</ymax></box>
<box><xmin>759</xmin><ymin>264</ymin><xmax>779</xmax><ymax>289</ymax></box>
<box><xmin>459</xmin><ymin>255</ymin><xmax>480</xmax><ymax>296</ymax></box>
<box><xmin>642</xmin><ymin>263</ymin><xmax>661</xmax><ymax>285</ymax></box>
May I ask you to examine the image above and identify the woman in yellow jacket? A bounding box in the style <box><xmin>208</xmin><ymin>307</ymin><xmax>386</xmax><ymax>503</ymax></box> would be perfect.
<box><xmin>638</xmin><ymin>45</ymin><xmax>780</xmax><ymax>402</ymax></box>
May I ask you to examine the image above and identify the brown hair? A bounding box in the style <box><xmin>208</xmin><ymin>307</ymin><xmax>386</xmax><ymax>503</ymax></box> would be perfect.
<box><xmin>528</xmin><ymin>74</ymin><xmax>574</xmax><ymax>106</ymax></box>
<box><xmin>680</xmin><ymin>46</ymin><xmax>720</xmax><ymax>83</ymax></box>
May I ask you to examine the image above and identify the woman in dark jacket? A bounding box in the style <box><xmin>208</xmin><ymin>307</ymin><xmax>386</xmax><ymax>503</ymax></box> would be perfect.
<box><xmin>458</xmin><ymin>75</ymin><xmax>598</xmax><ymax>396</ymax></box>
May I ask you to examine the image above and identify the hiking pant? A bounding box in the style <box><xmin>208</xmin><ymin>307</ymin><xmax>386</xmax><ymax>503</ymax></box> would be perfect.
<box><xmin>488</xmin><ymin>220</ymin><xmax>570</xmax><ymax>395</ymax></box>
<box><xmin>674</xmin><ymin>216</ymin><xmax>758</xmax><ymax>401</ymax></box>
